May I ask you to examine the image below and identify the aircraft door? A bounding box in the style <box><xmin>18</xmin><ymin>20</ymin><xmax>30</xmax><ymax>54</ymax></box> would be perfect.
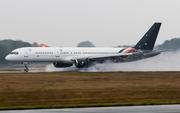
<box><xmin>24</xmin><ymin>51</ymin><xmax>28</xmax><ymax>58</ymax></box>
<box><xmin>56</xmin><ymin>51</ymin><xmax>60</xmax><ymax>57</ymax></box>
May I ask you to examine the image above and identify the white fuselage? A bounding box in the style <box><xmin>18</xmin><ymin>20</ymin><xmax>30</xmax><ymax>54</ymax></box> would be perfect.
<box><xmin>4</xmin><ymin>23</ymin><xmax>163</xmax><ymax>72</ymax></box>
<box><xmin>5</xmin><ymin>47</ymin><xmax>128</xmax><ymax>63</ymax></box>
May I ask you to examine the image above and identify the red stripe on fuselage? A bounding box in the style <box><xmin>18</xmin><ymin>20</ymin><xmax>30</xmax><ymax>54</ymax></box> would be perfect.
<box><xmin>124</xmin><ymin>48</ymin><xmax>134</xmax><ymax>53</ymax></box>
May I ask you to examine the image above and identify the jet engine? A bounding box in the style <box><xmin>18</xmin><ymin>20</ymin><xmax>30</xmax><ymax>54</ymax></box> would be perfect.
<box><xmin>53</xmin><ymin>62</ymin><xmax>73</xmax><ymax>68</ymax></box>
<box><xmin>74</xmin><ymin>59</ymin><xmax>90</xmax><ymax>68</ymax></box>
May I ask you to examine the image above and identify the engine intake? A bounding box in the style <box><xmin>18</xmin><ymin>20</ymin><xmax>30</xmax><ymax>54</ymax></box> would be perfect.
<box><xmin>74</xmin><ymin>59</ymin><xmax>90</xmax><ymax>68</ymax></box>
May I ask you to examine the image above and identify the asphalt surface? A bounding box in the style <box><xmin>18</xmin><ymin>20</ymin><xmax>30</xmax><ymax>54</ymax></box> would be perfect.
<box><xmin>1</xmin><ymin>105</ymin><xmax>180</xmax><ymax>113</ymax></box>
<box><xmin>0</xmin><ymin>69</ymin><xmax>46</xmax><ymax>73</ymax></box>
<box><xmin>0</xmin><ymin>71</ymin><xmax>23</xmax><ymax>73</ymax></box>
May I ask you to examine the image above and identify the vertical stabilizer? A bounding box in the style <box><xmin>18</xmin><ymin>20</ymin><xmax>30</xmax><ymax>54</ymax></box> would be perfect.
<box><xmin>134</xmin><ymin>23</ymin><xmax>161</xmax><ymax>50</ymax></box>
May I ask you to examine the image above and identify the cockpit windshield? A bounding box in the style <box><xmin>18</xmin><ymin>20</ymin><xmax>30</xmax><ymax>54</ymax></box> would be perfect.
<box><xmin>10</xmin><ymin>52</ymin><xmax>19</xmax><ymax>55</ymax></box>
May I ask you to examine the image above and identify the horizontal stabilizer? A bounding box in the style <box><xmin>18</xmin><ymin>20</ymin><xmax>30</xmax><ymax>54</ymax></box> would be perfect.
<box><xmin>143</xmin><ymin>49</ymin><xmax>170</xmax><ymax>57</ymax></box>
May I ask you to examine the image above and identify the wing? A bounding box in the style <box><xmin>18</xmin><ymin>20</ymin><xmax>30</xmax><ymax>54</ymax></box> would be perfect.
<box><xmin>88</xmin><ymin>53</ymin><xmax>133</xmax><ymax>59</ymax></box>
<box><xmin>71</xmin><ymin>53</ymin><xmax>133</xmax><ymax>63</ymax></box>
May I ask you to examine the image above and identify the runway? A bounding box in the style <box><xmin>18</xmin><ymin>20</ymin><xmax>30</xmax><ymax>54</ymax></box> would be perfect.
<box><xmin>0</xmin><ymin>71</ymin><xmax>24</xmax><ymax>73</ymax></box>
<box><xmin>1</xmin><ymin>105</ymin><xmax>180</xmax><ymax>113</ymax></box>
<box><xmin>0</xmin><ymin>68</ymin><xmax>46</xmax><ymax>73</ymax></box>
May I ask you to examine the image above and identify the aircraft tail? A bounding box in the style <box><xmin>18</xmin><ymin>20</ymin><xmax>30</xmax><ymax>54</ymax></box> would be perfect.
<box><xmin>134</xmin><ymin>23</ymin><xmax>161</xmax><ymax>50</ymax></box>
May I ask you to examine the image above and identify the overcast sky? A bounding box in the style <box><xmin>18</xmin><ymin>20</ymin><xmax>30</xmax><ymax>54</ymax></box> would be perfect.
<box><xmin>0</xmin><ymin>0</ymin><xmax>180</xmax><ymax>47</ymax></box>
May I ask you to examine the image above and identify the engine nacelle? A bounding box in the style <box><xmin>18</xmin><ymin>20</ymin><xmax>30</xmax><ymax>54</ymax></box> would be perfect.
<box><xmin>53</xmin><ymin>62</ymin><xmax>73</xmax><ymax>68</ymax></box>
<box><xmin>74</xmin><ymin>59</ymin><xmax>90</xmax><ymax>68</ymax></box>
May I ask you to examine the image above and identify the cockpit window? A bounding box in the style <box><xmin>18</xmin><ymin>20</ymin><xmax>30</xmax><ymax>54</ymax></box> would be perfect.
<box><xmin>10</xmin><ymin>52</ymin><xmax>19</xmax><ymax>55</ymax></box>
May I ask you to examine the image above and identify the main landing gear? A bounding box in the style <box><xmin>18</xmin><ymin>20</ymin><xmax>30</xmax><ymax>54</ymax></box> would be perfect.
<box><xmin>23</xmin><ymin>62</ymin><xmax>29</xmax><ymax>73</ymax></box>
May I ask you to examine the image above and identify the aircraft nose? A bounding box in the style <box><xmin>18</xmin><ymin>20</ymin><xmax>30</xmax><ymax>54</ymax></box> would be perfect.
<box><xmin>5</xmin><ymin>55</ymin><xmax>11</xmax><ymax>61</ymax></box>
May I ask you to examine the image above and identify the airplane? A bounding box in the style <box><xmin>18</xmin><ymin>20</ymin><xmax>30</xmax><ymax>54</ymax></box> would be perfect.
<box><xmin>5</xmin><ymin>23</ymin><xmax>165</xmax><ymax>72</ymax></box>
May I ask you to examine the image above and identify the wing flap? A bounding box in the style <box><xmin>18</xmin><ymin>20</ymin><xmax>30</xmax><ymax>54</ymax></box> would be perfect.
<box><xmin>88</xmin><ymin>53</ymin><xmax>133</xmax><ymax>59</ymax></box>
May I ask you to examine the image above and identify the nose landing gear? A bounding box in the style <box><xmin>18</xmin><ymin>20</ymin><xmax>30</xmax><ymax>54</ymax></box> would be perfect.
<box><xmin>24</xmin><ymin>66</ymin><xmax>29</xmax><ymax>73</ymax></box>
<box><xmin>23</xmin><ymin>62</ymin><xmax>29</xmax><ymax>73</ymax></box>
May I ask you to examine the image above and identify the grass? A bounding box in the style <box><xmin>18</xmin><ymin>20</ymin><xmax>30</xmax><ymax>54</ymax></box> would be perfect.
<box><xmin>0</xmin><ymin>72</ymin><xmax>180</xmax><ymax>110</ymax></box>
